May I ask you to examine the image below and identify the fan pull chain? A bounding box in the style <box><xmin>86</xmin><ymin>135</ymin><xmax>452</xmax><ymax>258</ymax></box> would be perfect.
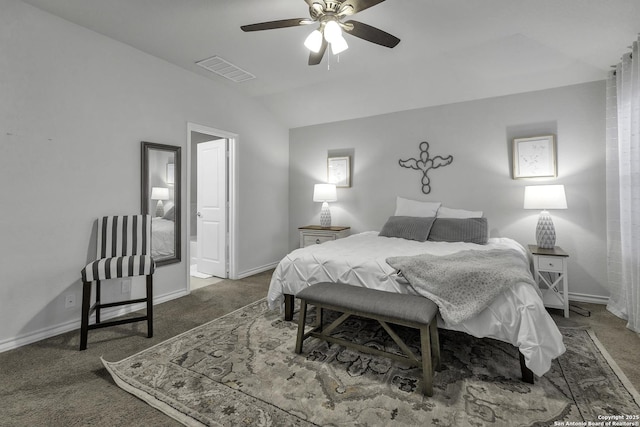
<box><xmin>327</xmin><ymin>52</ymin><xmax>340</xmax><ymax>71</ymax></box>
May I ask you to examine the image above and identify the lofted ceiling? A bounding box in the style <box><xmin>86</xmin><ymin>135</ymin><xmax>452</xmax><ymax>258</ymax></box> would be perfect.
<box><xmin>21</xmin><ymin>0</ymin><xmax>640</xmax><ymax>128</ymax></box>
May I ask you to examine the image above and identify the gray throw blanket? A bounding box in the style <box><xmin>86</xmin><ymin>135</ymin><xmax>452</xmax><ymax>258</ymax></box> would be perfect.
<box><xmin>386</xmin><ymin>249</ymin><xmax>536</xmax><ymax>325</ymax></box>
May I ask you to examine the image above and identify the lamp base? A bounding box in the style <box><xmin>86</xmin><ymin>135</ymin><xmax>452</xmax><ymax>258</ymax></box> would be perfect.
<box><xmin>536</xmin><ymin>210</ymin><xmax>556</xmax><ymax>249</ymax></box>
<box><xmin>155</xmin><ymin>200</ymin><xmax>165</xmax><ymax>218</ymax></box>
<box><xmin>320</xmin><ymin>202</ymin><xmax>332</xmax><ymax>228</ymax></box>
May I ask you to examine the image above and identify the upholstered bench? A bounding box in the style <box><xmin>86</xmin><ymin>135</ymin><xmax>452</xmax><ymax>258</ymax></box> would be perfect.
<box><xmin>294</xmin><ymin>283</ymin><xmax>441</xmax><ymax>396</ymax></box>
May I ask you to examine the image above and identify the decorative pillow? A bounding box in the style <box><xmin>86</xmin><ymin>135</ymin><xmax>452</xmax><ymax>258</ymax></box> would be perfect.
<box><xmin>427</xmin><ymin>218</ymin><xmax>488</xmax><ymax>244</ymax></box>
<box><xmin>379</xmin><ymin>216</ymin><xmax>436</xmax><ymax>242</ymax></box>
<box><xmin>394</xmin><ymin>197</ymin><xmax>441</xmax><ymax>217</ymax></box>
<box><xmin>162</xmin><ymin>205</ymin><xmax>175</xmax><ymax>221</ymax></box>
<box><xmin>437</xmin><ymin>206</ymin><xmax>483</xmax><ymax>218</ymax></box>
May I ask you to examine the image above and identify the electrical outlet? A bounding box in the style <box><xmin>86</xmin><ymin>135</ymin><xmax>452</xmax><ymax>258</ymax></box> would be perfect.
<box><xmin>121</xmin><ymin>279</ymin><xmax>131</xmax><ymax>294</ymax></box>
<box><xmin>65</xmin><ymin>293</ymin><xmax>76</xmax><ymax>309</ymax></box>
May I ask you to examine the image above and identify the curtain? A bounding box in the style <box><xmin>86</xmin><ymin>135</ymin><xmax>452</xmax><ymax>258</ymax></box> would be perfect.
<box><xmin>606</xmin><ymin>35</ymin><xmax>640</xmax><ymax>333</ymax></box>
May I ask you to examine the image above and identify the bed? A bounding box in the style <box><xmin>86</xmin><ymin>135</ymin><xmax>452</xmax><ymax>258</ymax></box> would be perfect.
<box><xmin>268</xmin><ymin>207</ymin><xmax>566</xmax><ymax>378</ymax></box>
<box><xmin>151</xmin><ymin>217</ymin><xmax>175</xmax><ymax>258</ymax></box>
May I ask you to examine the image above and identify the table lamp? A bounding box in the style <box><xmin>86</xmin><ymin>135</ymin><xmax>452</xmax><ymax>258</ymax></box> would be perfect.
<box><xmin>313</xmin><ymin>183</ymin><xmax>337</xmax><ymax>227</ymax></box>
<box><xmin>151</xmin><ymin>187</ymin><xmax>170</xmax><ymax>217</ymax></box>
<box><xmin>524</xmin><ymin>184</ymin><xmax>567</xmax><ymax>248</ymax></box>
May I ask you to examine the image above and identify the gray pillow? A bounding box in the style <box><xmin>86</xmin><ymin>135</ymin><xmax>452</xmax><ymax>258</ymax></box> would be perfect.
<box><xmin>162</xmin><ymin>205</ymin><xmax>175</xmax><ymax>221</ymax></box>
<box><xmin>379</xmin><ymin>216</ymin><xmax>436</xmax><ymax>242</ymax></box>
<box><xmin>427</xmin><ymin>218</ymin><xmax>488</xmax><ymax>244</ymax></box>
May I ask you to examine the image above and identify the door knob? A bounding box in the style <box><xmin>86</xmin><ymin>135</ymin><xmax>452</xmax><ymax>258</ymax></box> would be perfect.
<box><xmin>197</xmin><ymin>212</ymin><xmax>202</xmax><ymax>217</ymax></box>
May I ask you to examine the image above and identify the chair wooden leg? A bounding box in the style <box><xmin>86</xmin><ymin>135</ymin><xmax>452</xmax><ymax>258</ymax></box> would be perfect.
<box><xmin>146</xmin><ymin>275</ymin><xmax>153</xmax><ymax>338</ymax></box>
<box><xmin>79</xmin><ymin>281</ymin><xmax>92</xmax><ymax>351</ymax></box>
<box><xmin>95</xmin><ymin>279</ymin><xmax>101</xmax><ymax>324</ymax></box>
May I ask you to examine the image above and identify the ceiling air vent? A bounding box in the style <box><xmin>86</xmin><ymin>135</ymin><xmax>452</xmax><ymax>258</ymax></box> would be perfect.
<box><xmin>195</xmin><ymin>55</ymin><xmax>255</xmax><ymax>83</ymax></box>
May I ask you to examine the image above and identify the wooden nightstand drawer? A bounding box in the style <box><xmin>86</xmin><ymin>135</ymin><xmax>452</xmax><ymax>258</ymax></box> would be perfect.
<box><xmin>298</xmin><ymin>225</ymin><xmax>350</xmax><ymax>248</ymax></box>
<box><xmin>303</xmin><ymin>234</ymin><xmax>334</xmax><ymax>246</ymax></box>
<box><xmin>537</xmin><ymin>256</ymin><xmax>564</xmax><ymax>273</ymax></box>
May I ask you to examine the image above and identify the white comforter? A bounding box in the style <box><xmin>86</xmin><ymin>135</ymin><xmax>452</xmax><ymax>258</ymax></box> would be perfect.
<box><xmin>151</xmin><ymin>217</ymin><xmax>174</xmax><ymax>258</ymax></box>
<box><xmin>268</xmin><ymin>231</ymin><xmax>566</xmax><ymax>377</ymax></box>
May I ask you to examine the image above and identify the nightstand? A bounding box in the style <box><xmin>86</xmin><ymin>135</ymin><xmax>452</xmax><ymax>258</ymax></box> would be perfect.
<box><xmin>299</xmin><ymin>225</ymin><xmax>350</xmax><ymax>248</ymax></box>
<box><xmin>528</xmin><ymin>245</ymin><xmax>569</xmax><ymax>318</ymax></box>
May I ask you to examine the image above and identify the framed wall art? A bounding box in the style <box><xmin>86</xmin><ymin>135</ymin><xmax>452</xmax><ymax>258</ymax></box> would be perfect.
<box><xmin>327</xmin><ymin>156</ymin><xmax>351</xmax><ymax>188</ymax></box>
<box><xmin>512</xmin><ymin>135</ymin><xmax>557</xmax><ymax>179</ymax></box>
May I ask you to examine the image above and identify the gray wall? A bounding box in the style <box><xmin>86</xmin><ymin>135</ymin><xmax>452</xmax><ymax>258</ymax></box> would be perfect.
<box><xmin>290</xmin><ymin>81</ymin><xmax>608</xmax><ymax>301</ymax></box>
<box><xmin>0</xmin><ymin>0</ymin><xmax>289</xmax><ymax>349</ymax></box>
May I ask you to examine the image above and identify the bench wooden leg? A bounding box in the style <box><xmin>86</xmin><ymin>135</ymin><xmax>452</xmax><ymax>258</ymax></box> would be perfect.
<box><xmin>419</xmin><ymin>323</ymin><xmax>434</xmax><ymax>396</ymax></box>
<box><xmin>295</xmin><ymin>300</ymin><xmax>308</xmax><ymax>354</ymax></box>
<box><xmin>316</xmin><ymin>306</ymin><xmax>324</xmax><ymax>331</ymax></box>
<box><xmin>429</xmin><ymin>320</ymin><xmax>440</xmax><ymax>371</ymax></box>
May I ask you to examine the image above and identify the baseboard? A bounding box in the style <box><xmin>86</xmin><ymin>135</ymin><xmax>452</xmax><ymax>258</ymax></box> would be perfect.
<box><xmin>0</xmin><ymin>288</ymin><xmax>189</xmax><ymax>354</ymax></box>
<box><xmin>235</xmin><ymin>261</ymin><xmax>279</xmax><ymax>280</ymax></box>
<box><xmin>569</xmin><ymin>291</ymin><xmax>609</xmax><ymax>305</ymax></box>
<box><xmin>0</xmin><ymin>317</ymin><xmax>83</xmax><ymax>355</ymax></box>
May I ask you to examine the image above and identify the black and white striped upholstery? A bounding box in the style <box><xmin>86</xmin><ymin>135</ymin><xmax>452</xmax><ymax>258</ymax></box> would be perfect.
<box><xmin>81</xmin><ymin>215</ymin><xmax>155</xmax><ymax>282</ymax></box>
<box><xmin>79</xmin><ymin>215</ymin><xmax>155</xmax><ymax>350</ymax></box>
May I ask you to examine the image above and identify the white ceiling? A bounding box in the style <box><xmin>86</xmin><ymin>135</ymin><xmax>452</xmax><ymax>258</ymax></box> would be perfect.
<box><xmin>22</xmin><ymin>0</ymin><xmax>640</xmax><ymax>128</ymax></box>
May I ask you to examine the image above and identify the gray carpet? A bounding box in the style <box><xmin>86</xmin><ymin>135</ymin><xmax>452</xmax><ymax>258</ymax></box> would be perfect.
<box><xmin>0</xmin><ymin>271</ymin><xmax>271</xmax><ymax>427</ymax></box>
<box><xmin>1</xmin><ymin>270</ymin><xmax>639</xmax><ymax>426</ymax></box>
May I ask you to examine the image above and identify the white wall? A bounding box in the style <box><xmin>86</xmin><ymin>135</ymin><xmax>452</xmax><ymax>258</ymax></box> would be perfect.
<box><xmin>289</xmin><ymin>81</ymin><xmax>608</xmax><ymax>301</ymax></box>
<box><xmin>0</xmin><ymin>0</ymin><xmax>289</xmax><ymax>350</ymax></box>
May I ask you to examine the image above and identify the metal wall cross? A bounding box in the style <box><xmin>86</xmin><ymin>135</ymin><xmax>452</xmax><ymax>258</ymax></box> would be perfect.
<box><xmin>399</xmin><ymin>141</ymin><xmax>453</xmax><ymax>194</ymax></box>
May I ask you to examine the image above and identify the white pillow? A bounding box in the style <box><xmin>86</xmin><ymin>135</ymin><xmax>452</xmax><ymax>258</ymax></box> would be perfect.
<box><xmin>394</xmin><ymin>197</ymin><xmax>441</xmax><ymax>217</ymax></box>
<box><xmin>436</xmin><ymin>206</ymin><xmax>483</xmax><ymax>218</ymax></box>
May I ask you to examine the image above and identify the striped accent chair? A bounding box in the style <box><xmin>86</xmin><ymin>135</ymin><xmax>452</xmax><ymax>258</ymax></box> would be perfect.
<box><xmin>79</xmin><ymin>215</ymin><xmax>156</xmax><ymax>350</ymax></box>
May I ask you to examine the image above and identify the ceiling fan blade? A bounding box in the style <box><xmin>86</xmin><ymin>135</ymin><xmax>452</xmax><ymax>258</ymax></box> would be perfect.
<box><xmin>241</xmin><ymin>18</ymin><xmax>313</xmax><ymax>32</ymax></box>
<box><xmin>308</xmin><ymin>39</ymin><xmax>328</xmax><ymax>65</ymax></box>
<box><xmin>343</xmin><ymin>20</ymin><xmax>400</xmax><ymax>48</ymax></box>
<box><xmin>339</xmin><ymin>0</ymin><xmax>386</xmax><ymax>16</ymax></box>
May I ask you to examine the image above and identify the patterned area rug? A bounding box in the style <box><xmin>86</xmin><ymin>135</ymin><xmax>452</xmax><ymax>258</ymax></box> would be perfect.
<box><xmin>103</xmin><ymin>299</ymin><xmax>640</xmax><ymax>426</ymax></box>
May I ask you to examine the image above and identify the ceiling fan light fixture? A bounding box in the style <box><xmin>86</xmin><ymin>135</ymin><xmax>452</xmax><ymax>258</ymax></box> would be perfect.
<box><xmin>304</xmin><ymin>29</ymin><xmax>323</xmax><ymax>52</ymax></box>
<box><xmin>240</xmin><ymin>0</ymin><xmax>400</xmax><ymax>66</ymax></box>
<box><xmin>330</xmin><ymin>35</ymin><xmax>348</xmax><ymax>54</ymax></box>
<box><xmin>323</xmin><ymin>20</ymin><xmax>342</xmax><ymax>43</ymax></box>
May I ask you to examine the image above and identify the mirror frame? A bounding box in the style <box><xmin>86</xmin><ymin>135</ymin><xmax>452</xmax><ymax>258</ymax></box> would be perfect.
<box><xmin>141</xmin><ymin>141</ymin><xmax>182</xmax><ymax>266</ymax></box>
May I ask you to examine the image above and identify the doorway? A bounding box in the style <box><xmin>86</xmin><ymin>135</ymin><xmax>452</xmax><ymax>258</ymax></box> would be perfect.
<box><xmin>186</xmin><ymin>123</ymin><xmax>237</xmax><ymax>291</ymax></box>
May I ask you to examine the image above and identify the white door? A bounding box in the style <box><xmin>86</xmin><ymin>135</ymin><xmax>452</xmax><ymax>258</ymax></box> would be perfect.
<box><xmin>196</xmin><ymin>139</ymin><xmax>227</xmax><ymax>277</ymax></box>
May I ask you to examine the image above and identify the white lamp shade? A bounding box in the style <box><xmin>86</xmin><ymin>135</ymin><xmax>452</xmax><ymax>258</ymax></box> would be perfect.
<box><xmin>323</xmin><ymin>20</ymin><xmax>342</xmax><ymax>43</ymax></box>
<box><xmin>313</xmin><ymin>183</ymin><xmax>337</xmax><ymax>202</ymax></box>
<box><xmin>151</xmin><ymin>187</ymin><xmax>170</xmax><ymax>200</ymax></box>
<box><xmin>304</xmin><ymin>29</ymin><xmax>323</xmax><ymax>52</ymax></box>
<box><xmin>330</xmin><ymin>35</ymin><xmax>348</xmax><ymax>54</ymax></box>
<box><xmin>523</xmin><ymin>185</ymin><xmax>567</xmax><ymax>210</ymax></box>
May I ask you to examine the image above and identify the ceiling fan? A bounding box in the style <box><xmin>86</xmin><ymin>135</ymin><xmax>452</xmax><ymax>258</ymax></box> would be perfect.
<box><xmin>240</xmin><ymin>0</ymin><xmax>400</xmax><ymax>66</ymax></box>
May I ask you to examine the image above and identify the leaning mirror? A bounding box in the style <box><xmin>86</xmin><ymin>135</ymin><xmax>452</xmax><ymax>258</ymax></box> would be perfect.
<box><xmin>141</xmin><ymin>141</ymin><xmax>181</xmax><ymax>266</ymax></box>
